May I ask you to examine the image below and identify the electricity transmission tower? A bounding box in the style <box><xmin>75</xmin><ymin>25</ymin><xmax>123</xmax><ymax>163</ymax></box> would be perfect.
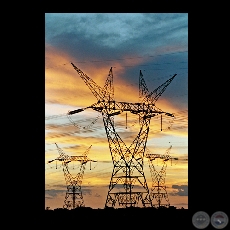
<box><xmin>47</xmin><ymin>143</ymin><xmax>96</xmax><ymax>209</ymax></box>
<box><xmin>145</xmin><ymin>145</ymin><xmax>178</xmax><ymax>208</ymax></box>
<box><xmin>68</xmin><ymin>63</ymin><xmax>176</xmax><ymax>208</ymax></box>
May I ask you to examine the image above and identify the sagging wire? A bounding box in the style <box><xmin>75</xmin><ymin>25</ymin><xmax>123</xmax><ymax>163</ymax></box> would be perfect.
<box><xmin>83</xmin><ymin>113</ymin><xmax>101</xmax><ymax>130</ymax></box>
<box><xmin>67</xmin><ymin>112</ymin><xmax>80</xmax><ymax>128</ymax></box>
<box><xmin>67</xmin><ymin>112</ymin><xmax>101</xmax><ymax>130</ymax></box>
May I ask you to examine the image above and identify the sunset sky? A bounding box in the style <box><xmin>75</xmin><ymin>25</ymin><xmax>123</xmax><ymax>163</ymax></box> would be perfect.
<box><xmin>45</xmin><ymin>13</ymin><xmax>188</xmax><ymax>210</ymax></box>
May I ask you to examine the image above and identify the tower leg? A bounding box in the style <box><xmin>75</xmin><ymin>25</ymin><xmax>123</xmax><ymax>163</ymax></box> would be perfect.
<box><xmin>103</xmin><ymin>113</ymin><xmax>152</xmax><ymax>208</ymax></box>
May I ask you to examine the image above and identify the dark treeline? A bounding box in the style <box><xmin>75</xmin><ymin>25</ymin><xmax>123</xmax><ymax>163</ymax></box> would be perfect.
<box><xmin>44</xmin><ymin>206</ymin><xmax>191</xmax><ymax>228</ymax></box>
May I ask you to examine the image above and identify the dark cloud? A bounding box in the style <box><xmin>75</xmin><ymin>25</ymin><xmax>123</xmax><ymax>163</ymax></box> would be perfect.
<box><xmin>45</xmin><ymin>189</ymin><xmax>65</xmax><ymax>198</ymax></box>
<box><xmin>45</xmin><ymin>13</ymin><xmax>188</xmax><ymax>77</ymax></box>
<box><xmin>170</xmin><ymin>184</ymin><xmax>188</xmax><ymax>196</ymax></box>
<box><xmin>45</xmin><ymin>13</ymin><xmax>187</xmax><ymax>51</ymax></box>
<box><xmin>82</xmin><ymin>188</ymin><xmax>92</xmax><ymax>195</ymax></box>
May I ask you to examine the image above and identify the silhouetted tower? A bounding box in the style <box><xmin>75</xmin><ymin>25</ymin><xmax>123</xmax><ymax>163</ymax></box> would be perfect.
<box><xmin>145</xmin><ymin>145</ymin><xmax>178</xmax><ymax>208</ymax></box>
<box><xmin>47</xmin><ymin>143</ymin><xmax>96</xmax><ymax>209</ymax></box>
<box><xmin>68</xmin><ymin>63</ymin><xmax>176</xmax><ymax>208</ymax></box>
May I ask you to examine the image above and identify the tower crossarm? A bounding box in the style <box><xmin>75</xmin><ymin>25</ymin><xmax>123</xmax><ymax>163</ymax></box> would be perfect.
<box><xmin>145</xmin><ymin>153</ymin><xmax>177</xmax><ymax>161</ymax></box>
<box><xmin>145</xmin><ymin>154</ymin><xmax>178</xmax><ymax>162</ymax></box>
<box><xmin>49</xmin><ymin>156</ymin><xmax>96</xmax><ymax>164</ymax></box>
<box><xmin>69</xmin><ymin>156</ymin><xmax>97</xmax><ymax>164</ymax></box>
<box><xmin>69</xmin><ymin>100</ymin><xmax>174</xmax><ymax>118</ymax></box>
<box><xmin>47</xmin><ymin>145</ymin><xmax>94</xmax><ymax>164</ymax></box>
<box><xmin>69</xmin><ymin>63</ymin><xmax>176</xmax><ymax>118</ymax></box>
<box><xmin>145</xmin><ymin>145</ymin><xmax>178</xmax><ymax>162</ymax></box>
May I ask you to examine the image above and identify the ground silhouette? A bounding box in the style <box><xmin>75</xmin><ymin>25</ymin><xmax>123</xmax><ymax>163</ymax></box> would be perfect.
<box><xmin>44</xmin><ymin>206</ymin><xmax>191</xmax><ymax>228</ymax></box>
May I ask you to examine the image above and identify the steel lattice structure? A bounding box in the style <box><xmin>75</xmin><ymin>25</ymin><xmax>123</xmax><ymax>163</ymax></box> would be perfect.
<box><xmin>145</xmin><ymin>145</ymin><xmax>178</xmax><ymax>208</ymax></box>
<box><xmin>68</xmin><ymin>63</ymin><xmax>176</xmax><ymax>208</ymax></box>
<box><xmin>47</xmin><ymin>143</ymin><xmax>95</xmax><ymax>209</ymax></box>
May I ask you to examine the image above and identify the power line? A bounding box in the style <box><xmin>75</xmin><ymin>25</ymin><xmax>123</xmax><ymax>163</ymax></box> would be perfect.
<box><xmin>72</xmin><ymin>51</ymin><xmax>188</xmax><ymax>64</ymax></box>
<box><xmin>45</xmin><ymin>113</ymin><xmax>68</xmax><ymax>120</ymax></box>
<box><xmin>45</xmin><ymin>51</ymin><xmax>187</xmax><ymax>69</ymax></box>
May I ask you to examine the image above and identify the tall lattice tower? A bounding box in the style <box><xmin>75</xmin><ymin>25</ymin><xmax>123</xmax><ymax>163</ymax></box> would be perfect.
<box><xmin>68</xmin><ymin>63</ymin><xmax>176</xmax><ymax>208</ymax></box>
<box><xmin>47</xmin><ymin>143</ymin><xmax>95</xmax><ymax>209</ymax></box>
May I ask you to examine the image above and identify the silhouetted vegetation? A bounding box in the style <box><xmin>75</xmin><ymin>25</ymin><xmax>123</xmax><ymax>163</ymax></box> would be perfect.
<box><xmin>44</xmin><ymin>206</ymin><xmax>189</xmax><ymax>228</ymax></box>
